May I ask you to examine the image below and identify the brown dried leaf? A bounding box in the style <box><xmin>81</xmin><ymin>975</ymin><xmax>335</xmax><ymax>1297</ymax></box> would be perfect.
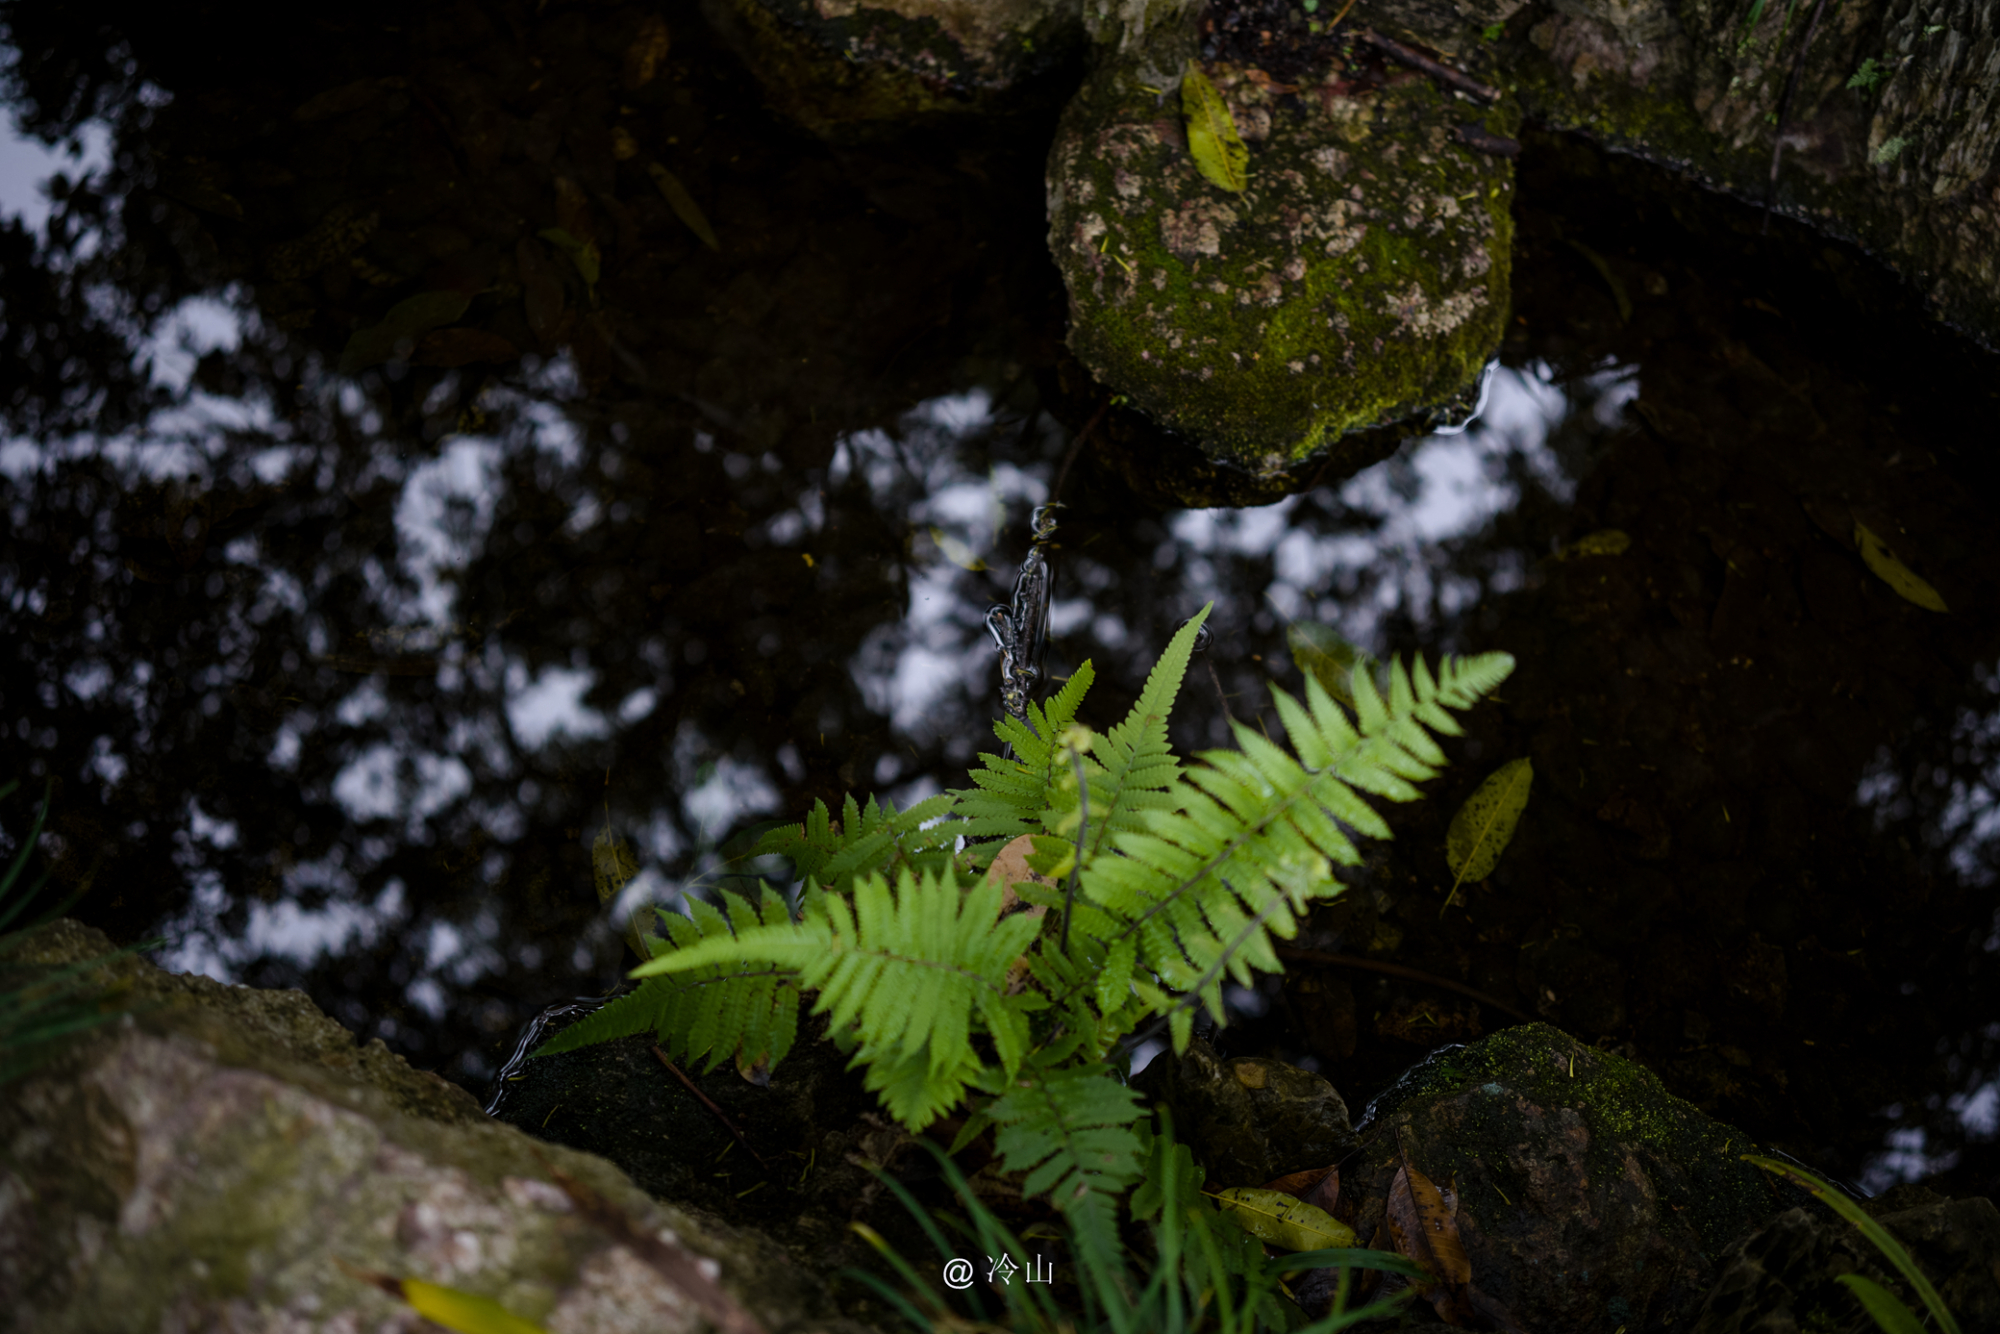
<box><xmin>1260</xmin><ymin>1165</ymin><xmax>1340</xmax><ymax>1215</ymax></box>
<box><xmin>1262</xmin><ymin>1166</ymin><xmax>1328</xmax><ymax>1197</ymax></box>
<box><xmin>1385</xmin><ymin>1140</ymin><xmax>1475</xmax><ymax>1326</ymax></box>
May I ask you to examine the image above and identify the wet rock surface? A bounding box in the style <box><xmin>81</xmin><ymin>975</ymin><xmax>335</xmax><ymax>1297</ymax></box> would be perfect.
<box><xmin>1045</xmin><ymin>8</ymin><xmax>1513</xmax><ymax>488</ymax></box>
<box><xmin>1134</xmin><ymin>1033</ymin><xmax>1360</xmax><ymax>1185</ymax></box>
<box><xmin>700</xmin><ymin>0</ymin><xmax>1088</xmax><ymax>141</ymax></box>
<box><xmin>0</xmin><ymin>921</ymin><xmax>882</xmax><ymax>1334</ymax></box>
<box><xmin>487</xmin><ymin>1008</ymin><xmax>923</xmax><ymax>1267</ymax></box>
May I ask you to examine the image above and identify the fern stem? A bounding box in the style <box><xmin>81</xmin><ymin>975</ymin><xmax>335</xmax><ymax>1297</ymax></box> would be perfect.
<box><xmin>1062</xmin><ymin>742</ymin><xmax>1090</xmax><ymax>953</ymax></box>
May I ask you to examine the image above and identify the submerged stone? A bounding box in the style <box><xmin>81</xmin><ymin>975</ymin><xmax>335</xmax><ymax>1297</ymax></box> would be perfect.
<box><xmin>1133</xmin><ymin>1034</ymin><xmax>1359</xmax><ymax>1186</ymax></box>
<box><xmin>1046</xmin><ymin>13</ymin><xmax>1514</xmax><ymax>486</ymax></box>
<box><xmin>700</xmin><ymin>0</ymin><xmax>1088</xmax><ymax>142</ymax></box>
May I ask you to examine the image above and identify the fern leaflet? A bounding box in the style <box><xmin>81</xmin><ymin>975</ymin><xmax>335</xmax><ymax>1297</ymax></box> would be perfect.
<box><xmin>990</xmin><ymin>1058</ymin><xmax>1147</xmax><ymax>1273</ymax></box>
<box><xmin>754</xmin><ymin>790</ymin><xmax>959</xmax><ymax>894</ymax></box>
<box><xmin>631</xmin><ymin>867</ymin><xmax>1044</xmax><ymax>1128</ymax></box>
<box><xmin>534</xmin><ymin>883</ymin><xmax>802</xmax><ymax>1072</ymax></box>
<box><xmin>1072</xmin><ymin>609</ymin><xmax>1207</xmax><ymax>859</ymax></box>
<box><xmin>1067</xmin><ymin>651</ymin><xmax>1514</xmax><ymax>1046</ymax></box>
<box><xmin>951</xmin><ymin>661</ymin><xmax>1095</xmax><ymax>859</ymax></box>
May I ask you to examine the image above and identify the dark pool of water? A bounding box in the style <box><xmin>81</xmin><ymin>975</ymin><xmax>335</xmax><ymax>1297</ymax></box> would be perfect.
<box><xmin>2</xmin><ymin>0</ymin><xmax>1998</xmax><ymax>1201</ymax></box>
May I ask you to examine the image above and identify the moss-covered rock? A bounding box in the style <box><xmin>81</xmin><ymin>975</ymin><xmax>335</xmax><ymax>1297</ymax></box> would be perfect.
<box><xmin>0</xmin><ymin>920</ymin><xmax>881</xmax><ymax>1334</ymax></box>
<box><xmin>1046</xmin><ymin>13</ymin><xmax>1515</xmax><ymax>485</ymax></box>
<box><xmin>1348</xmin><ymin>1023</ymin><xmax>1809</xmax><ymax>1332</ymax></box>
<box><xmin>699</xmin><ymin>0</ymin><xmax>1089</xmax><ymax>141</ymax></box>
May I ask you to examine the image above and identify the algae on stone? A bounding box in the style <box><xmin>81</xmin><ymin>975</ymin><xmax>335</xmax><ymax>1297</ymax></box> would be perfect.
<box><xmin>1047</xmin><ymin>15</ymin><xmax>1516</xmax><ymax>480</ymax></box>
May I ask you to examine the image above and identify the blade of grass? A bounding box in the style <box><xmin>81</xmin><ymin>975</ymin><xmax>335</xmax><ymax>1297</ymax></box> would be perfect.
<box><xmin>1744</xmin><ymin>1155</ymin><xmax>1960</xmax><ymax>1334</ymax></box>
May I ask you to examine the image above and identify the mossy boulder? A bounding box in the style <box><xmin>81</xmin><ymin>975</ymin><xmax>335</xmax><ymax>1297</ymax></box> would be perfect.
<box><xmin>1348</xmin><ymin>1023</ymin><xmax>1808</xmax><ymax>1332</ymax></box>
<box><xmin>1046</xmin><ymin>14</ymin><xmax>1515</xmax><ymax>489</ymax></box>
<box><xmin>699</xmin><ymin>0</ymin><xmax>1089</xmax><ymax>141</ymax></box>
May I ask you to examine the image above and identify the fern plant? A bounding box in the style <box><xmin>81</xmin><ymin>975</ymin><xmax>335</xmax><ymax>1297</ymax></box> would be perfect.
<box><xmin>536</xmin><ymin>604</ymin><xmax>1512</xmax><ymax>1264</ymax></box>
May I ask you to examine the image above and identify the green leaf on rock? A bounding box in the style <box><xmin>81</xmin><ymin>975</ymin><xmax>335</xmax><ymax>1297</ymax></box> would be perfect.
<box><xmin>1212</xmin><ymin>1186</ymin><xmax>1357</xmax><ymax>1251</ymax></box>
<box><xmin>648</xmin><ymin>162</ymin><xmax>721</xmax><ymax>251</ymax></box>
<box><xmin>338</xmin><ymin>291</ymin><xmax>473</xmax><ymax>374</ymax></box>
<box><xmin>1855</xmin><ymin>522</ymin><xmax>1947</xmax><ymax>612</ymax></box>
<box><xmin>1443</xmin><ymin>757</ymin><xmax>1531</xmax><ymax>910</ymax></box>
<box><xmin>1182</xmin><ymin>63</ymin><xmax>1248</xmax><ymax>194</ymax></box>
<box><xmin>401</xmin><ymin>1278</ymin><xmax>548</xmax><ymax>1334</ymax></box>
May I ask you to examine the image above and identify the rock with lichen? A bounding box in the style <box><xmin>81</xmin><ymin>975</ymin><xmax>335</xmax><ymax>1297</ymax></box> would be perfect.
<box><xmin>0</xmin><ymin>919</ymin><xmax>882</xmax><ymax>1334</ymax></box>
<box><xmin>1046</xmin><ymin>11</ymin><xmax>1515</xmax><ymax>492</ymax></box>
<box><xmin>699</xmin><ymin>0</ymin><xmax>1089</xmax><ymax>141</ymax></box>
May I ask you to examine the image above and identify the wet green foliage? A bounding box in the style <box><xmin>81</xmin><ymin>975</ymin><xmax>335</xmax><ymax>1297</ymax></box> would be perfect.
<box><xmin>850</xmin><ymin>1115</ymin><xmax>1422</xmax><ymax>1334</ymax></box>
<box><xmin>538</xmin><ymin>606</ymin><xmax>1511</xmax><ymax>1269</ymax></box>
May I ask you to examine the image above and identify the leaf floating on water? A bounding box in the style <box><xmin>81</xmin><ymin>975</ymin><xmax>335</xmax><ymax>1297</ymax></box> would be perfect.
<box><xmin>1286</xmin><ymin>621</ymin><xmax>1376</xmax><ymax>709</ymax></box>
<box><xmin>1212</xmin><ymin>1186</ymin><xmax>1358</xmax><ymax>1251</ymax></box>
<box><xmin>927</xmin><ymin>526</ymin><xmax>987</xmax><ymax>571</ymax></box>
<box><xmin>1554</xmin><ymin>529</ymin><xmax>1630</xmax><ymax>560</ymax></box>
<box><xmin>1443</xmin><ymin>757</ymin><xmax>1532</xmax><ymax>910</ymax></box>
<box><xmin>1854</xmin><ymin>522</ymin><xmax>1948</xmax><ymax>612</ymax></box>
<box><xmin>648</xmin><ymin>162</ymin><xmax>721</xmax><ymax>251</ymax></box>
<box><xmin>537</xmin><ymin>227</ymin><xmax>601</xmax><ymax>289</ymax></box>
<box><xmin>592</xmin><ymin>822</ymin><xmax>653</xmax><ymax>962</ymax></box>
<box><xmin>622</xmin><ymin>14</ymin><xmax>671</xmax><ymax>91</ymax></box>
<box><xmin>338</xmin><ymin>290</ymin><xmax>473</xmax><ymax>373</ymax></box>
<box><xmin>1182</xmin><ymin>63</ymin><xmax>1248</xmax><ymax>193</ymax></box>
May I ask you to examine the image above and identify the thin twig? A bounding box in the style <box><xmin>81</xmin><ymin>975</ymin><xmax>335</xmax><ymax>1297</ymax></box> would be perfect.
<box><xmin>1762</xmin><ymin>0</ymin><xmax>1831</xmax><ymax>234</ymax></box>
<box><xmin>652</xmin><ymin>1045</ymin><xmax>770</xmax><ymax>1168</ymax></box>
<box><xmin>1207</xmin><ymin>660</ymin><xmax>1235</xmax><ymax>725</ymax></box>
<box><xmin>1354</xmin><ymin>31</ymin><xmax>1500</xmax><ymax>104</ymax></box>
<box><xmin>1274</xmin><ymin>947</ymin><xmax>1534</xmax><ymax>1024</ymax></box>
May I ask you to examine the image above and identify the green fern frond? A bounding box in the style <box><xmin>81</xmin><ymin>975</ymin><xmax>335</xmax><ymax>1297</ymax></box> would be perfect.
<box><xmin>951</xmin><ymin>661</ymin><xmax>1096</xmax><ymax>862</ymax></box>
<box><xmin>631</xmin><ymin>867</ymin><xmax>1045</xmax><ymax>1128</ymax></box>
<box><xmin>754</xmin><ymin>791</ymin><xmax>960</xmax><ymax>893</ymax></box>
<box><xmin>1073</xmin><ymin>652</ymin><xmax>1513</xmax><ymax>1045</ymax></box>
<box><xmin>1072</xmin><ymin>609</ymin><xmax>1208</xmax><ymax>858</ymax></box>
<box><xmin>991</xmin><ymin>1059</ymin><xmax>1147</xmax><ymax>1217</ymax></box>
<box><xmin>533</xmin><ymin>883</ymin><xmax>803</xmax><ymax>1071</ymax></box>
